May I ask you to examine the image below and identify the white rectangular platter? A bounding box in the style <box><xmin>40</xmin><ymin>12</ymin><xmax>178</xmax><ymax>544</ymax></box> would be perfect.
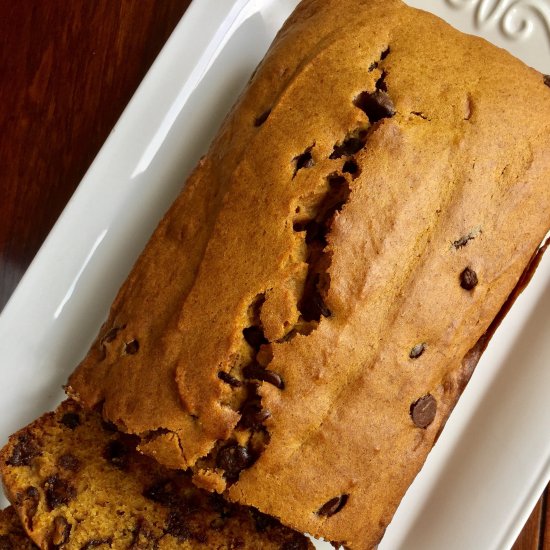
<box><xmin>1</xmin><ymin>1</ymin><xmax>549</xmax><ymax>548</ymax></box>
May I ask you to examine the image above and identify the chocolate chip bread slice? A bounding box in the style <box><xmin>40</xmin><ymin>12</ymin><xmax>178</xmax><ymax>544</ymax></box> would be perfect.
<box><xmin>0</xmin><ymin>507</ymin><xmax>36</xmax><ymax>549</ymax></box>
<box><xmin>0</xmin><ymin>401</ymin><xmax>312</xmax><ymax>549</ymax></box>
<box><xmin>67</xmin><ymin>0</ymin><xmax>550</xmax><ymax>547</ymax></box>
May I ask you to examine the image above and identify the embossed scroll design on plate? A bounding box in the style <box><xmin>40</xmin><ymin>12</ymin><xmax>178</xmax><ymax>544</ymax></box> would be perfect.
<box><xmin>445</xmin><ymin>0</ymin><xmax>550</xmax><ymax>43</ymax></box>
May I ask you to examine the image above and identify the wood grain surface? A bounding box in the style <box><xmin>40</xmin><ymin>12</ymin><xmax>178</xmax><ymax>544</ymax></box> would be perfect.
<box><xmin>0</xmin><ymin>1</ymin><xmax>547</xmax><ymax>547</ymax></box>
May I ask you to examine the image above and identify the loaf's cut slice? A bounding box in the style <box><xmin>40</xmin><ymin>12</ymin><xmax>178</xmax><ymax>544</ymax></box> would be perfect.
<box><xmin>0</xmin><ymin>400</ymin><xmax>312</xmax><ymax>549</ymax></box>
<box><xmin>67</xmin><ymin>0</ymin><xmax>550</xmax><ymax>547</ymax></box>
<box><xmin>0</xmin><ymin>507</ymin><xmax>36</xmax><ymax>549</ymax></box>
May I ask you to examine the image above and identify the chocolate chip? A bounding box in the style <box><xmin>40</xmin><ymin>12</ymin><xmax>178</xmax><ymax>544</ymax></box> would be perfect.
<box><xmin>57</xmin><ymin>453</ymin><xmax>80</xmax><ymax>472</ymax></box>
<box><xmin>6</xmin><ymin>434</ymin><xmax>41</xmax><ymax>466</ymax></box>
<box><xmin>60</xmin><ymin>412</ymin><xmax>81</xmax><ymax>430</ymax></box>
<box><xmin>409</xmin><ymin>343</ymin><xmax>426</xmax><ymax>359</ymax></box>
<box><xmin>299</xmin><ymin>286</ymin><xmax>332</xmax><ymax>322</ymax></box>
<box><xmin>103</xmin><ymin>439</ymin><xmax>131</xmax><ymax>470</ymax></box>
<box><xmin>544</xmin><ymin>74</ymin><xmax>550</xmax><ymax>88</ymax></box>
<box><xmin>329</xmin><ymin>136</ymin><xmax>366</xmax><ymax>159</ymax></box>
<box><xmin>165</xmin><ymin>510</ymin><xmax>192</xmax><ymax>540</ymax></box>
<box><xmin>254</xmin><ymin>109</ymin><xmax>271</xmax><ymax>127</ymax></box>
<box><xmin>239</xmin><ymin>398</ymin><xmax>271</xmax><ymax>429</ymax></box>
<box><xmin>125</xmin><ymin>339</ymin><xmax>139</xmax><ymax>355</ymax></box>
<box><xmin>81</xmin><ymin>538</ymin><xmax>113</xmax><ymax>549</ymax></box>
<box><xmin>218</xmin><ymin>371</ymin><xmax>242</xmax><ymax>387</ymax></box>
<box><xmin>216</xmin><ymin>444</ymin><xmax>251</xmax><ymax>481</ymax></box>
<box><xmin>260</xmin><ymin>370</ymin><xmax>285</xmax><ymax>389</ymax></box>
<box><xmin>354</xmin><ymin>90</ymin><xmax>395</xmax><ymax>122</ymax></box>
<box><xmin>317</xmin><ymin>494</ymin><xmax>349</xmax><ymax>517</ymax></box>
<box><xmin>52</xmin><ymin>516</ymin><xmax>71</xmax><ymax>546</ymax></box>
<box><xmin>453</xmin><ymin>234</ymin><xmax>474</xmax><ymax>249</ymax></box>
<box><xmin>242</xmin><ymin>363</ymin><xmax>284</xmax><ymax>389</ymax></box>
<box><xmin>411</xmin><ymin>111</ymin><xmax>429</xmax><ymax>120</ymax></box>
<box><xmin>242</xmin><ymin>326</ymin><xmax>268</xmax><ymax>350</ymax></box>
<box><xmin>410</xmin><ymin>394</ymin><xmax>437</xmax><ymax>429</ymax></box>
<box><xmin>313</xmin><ymin>293</ymin><xmax>331</xmax><ymax>318</ymax></box>
<box><xmin>460</xmin><ymin>267</ymin><xmax>478</xmax><ymax>290</ymax></box>
<box><xmin>368</xmin><ymin>61</ymin><xmax>378</xmax><ymax>72</ymax></box>
<box><xmin>43</xmin><ymin>475</ymin><xmax>76</xmax><ymax>510</ymax></box>
<box><xmin>299</xmin><ymin>155</ymin><xmax>314</xmax><ymax>169</ymax></box>
<box><xmin>293</xmin><ymin>148</ymin><xmax>315</xmax><ymax>177</ymax></box>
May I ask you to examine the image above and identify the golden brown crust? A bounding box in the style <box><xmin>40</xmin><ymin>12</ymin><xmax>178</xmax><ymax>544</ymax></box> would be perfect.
<box><xmin>0</xmin><ymin>401</ymin><xmax>312</xmax><ymax>549</ymax></box>
<box><xmin>68</xmin><ymin>0</ymin><xmax>550</xmax><ymax>547</ymax></box>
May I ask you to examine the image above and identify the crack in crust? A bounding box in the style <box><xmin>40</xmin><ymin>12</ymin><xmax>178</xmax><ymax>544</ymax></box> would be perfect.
<box><xmin>208</xmin><ymin>46</ymin><xmax>396</xmax><ymax>489</ymax></box>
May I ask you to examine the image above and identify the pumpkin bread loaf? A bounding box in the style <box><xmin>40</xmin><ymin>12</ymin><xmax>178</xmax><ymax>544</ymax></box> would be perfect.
<box><xmin>0</xmin><ymin>507</ymin><xmax>36</xmax><ymax>549</ymax></box>
<box><xmin>0</xmin><ymin>401</ymin><xmax>312</xmax><ymax>549</ymax></box>
<box><xmin>67</xmin><ymin>0</ymin><xmax>550</xmax><ymax>546</ymax></box>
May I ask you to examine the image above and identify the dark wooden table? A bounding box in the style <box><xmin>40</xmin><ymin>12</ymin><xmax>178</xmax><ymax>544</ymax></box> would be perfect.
<box><xmin>0</xmin><ymin>1</ymin><xmax>548</xmax><ymax>548</ymax></box>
